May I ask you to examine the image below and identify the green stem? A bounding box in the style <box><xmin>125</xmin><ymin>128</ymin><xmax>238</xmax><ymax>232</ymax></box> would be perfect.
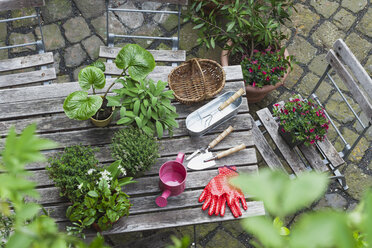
<box><xmin>102</xmin><ymin>70</ymin><xmax>127</xmax><ymax>99</ymax></box>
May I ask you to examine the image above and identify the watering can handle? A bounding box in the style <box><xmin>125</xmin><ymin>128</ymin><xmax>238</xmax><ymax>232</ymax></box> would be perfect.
<box><xmin>176</xmin><ymin>153</ymin><xmax>185</xmax><ymax>164</ymax></box>
<box><xmin>218</xmin><ymin>88</ymin><xmax>244</xmax><ymax>111</ymax></box>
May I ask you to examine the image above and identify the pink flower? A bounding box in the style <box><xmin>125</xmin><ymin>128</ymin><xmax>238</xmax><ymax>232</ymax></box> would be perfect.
<box><xmin>266</xmin><ymin>76</ymin><xmax>270</xmax><ymax>81</ymax></box>
<box><xmin>301</xmin><ymin>112</ymin><xmax>306</xmax><ymax>116</ymax></box>
<box><xmin>249</xmin><ymin>68</ymin><xmax>253</xmax><ymax>73</ymax></box>
<box><xmin>280</xmin><ymin>67</ymin><xmax>285</xmax><ymax>71</ymax></box>
<box><xmin>262</xmin><ymin>52</ymin><xmax>266</xmax><ymax>55</ymax></box>
<box><xmin>310</xmin><ymin>140</ymin><xmax>315</xmax><ymax>144</ymax></box>
<box><xmin>292</xmin><ymin>107</ymin><xmax>296</xmax><ymax>112</ymax></box>
<box><xmin>316</xmin><ymin>111</ymin><xmax>320</xmax><ymax>117</ymax></box>
<box><xmin>253</xmin><ymin>49</ymin><xmax>259</xmax><ymax>53</ymax></box>
<box><xmin>309</xmin><ymin>128</ymin><xmax>315</xmax><ymax>133</ymax></box>
<box><xmin>252</xmin><ymin>82</ymin><xmax>256</xmax><ymax>87</ymax></box>
<box><xmin>252</xmin><ymin>60</ymin><xmax>258</xmax><ymax>64</ymax></box>
<box><xmin>315</xmin><ymin>135</ymin><xmax>320</xmax><ymax>140</ymax></box>
<box><xmin>293</xmin><ymin>98</ymin><xmax>300</xmax><ymax>102</ymax></box>
<box><xmin>284</xmin><ymin>109</ymin><xmax>289</xmax><ymax>115</ymax></box>
<box><xmin>258</xmin><ymin>65</ymin><xmax>261</xmax><ymax>70</ymax></box>
<box><xmin>274</xmin><ymin>104</ymin><xmax>279</xmax><ymax>107</ymax></box>
<box><xmin>283</xmin><ymin>120</ymin><xmax>286</xmax><ymax>124</ymax></box>
<box><xmin>281</xmin><ymin>128</ymin><xmax>286</xmax><ymax>133</ymax></box>
<box><xmin>322</xmin><ymin>123</ymin><xmax>329</xmax><ymax>130</ymax></box>
<box><xmin>271</xmin><ymin>68</ymin><xmax>276</xmax><ymax>73</ymax></box>
<box><xmin>262</xmin><ymin>71</ymin><xmax>267</xmax><ymax>75</ymax></box>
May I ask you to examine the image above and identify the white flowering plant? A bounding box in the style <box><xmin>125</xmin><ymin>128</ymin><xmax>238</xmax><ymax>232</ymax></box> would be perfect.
<box><xmin>66</xmin><ymin>160</ymin><xmax>135</xmax><ymax>234</ymax></box>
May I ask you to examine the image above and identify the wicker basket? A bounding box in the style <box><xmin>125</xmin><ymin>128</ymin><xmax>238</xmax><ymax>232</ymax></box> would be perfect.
<box><xmin>168</xmin><ymin>58</ymin><xmax>226</xmax><ymax>104</ymax></box>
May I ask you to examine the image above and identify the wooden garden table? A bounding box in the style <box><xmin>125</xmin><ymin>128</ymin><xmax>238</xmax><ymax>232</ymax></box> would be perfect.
<box><xmin>0</xmin><ymin>55</ymin><xmax>265</xmax><ymax>235</ymax></box>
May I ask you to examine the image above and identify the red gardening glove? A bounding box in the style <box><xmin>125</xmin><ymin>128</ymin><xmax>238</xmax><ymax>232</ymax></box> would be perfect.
<box><xmin>199</xmin><ymin>166</ymin><xmax>248</xmax><ymax>218</ymax></box>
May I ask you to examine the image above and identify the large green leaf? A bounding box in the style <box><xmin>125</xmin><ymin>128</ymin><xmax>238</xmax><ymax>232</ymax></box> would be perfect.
<box><xmin>63</xmin><ymin>91</ymin><xmax>103</xmax><ymax>120</ymax></box>
<box><xmin>78</xmin><ymin>66</ymin><xmax>106</xmax><ymax>91</ymax></box>
<box><xmin>289</xmin><ymin>211</ymin><xmax>355</xmax><ymax>248</ymax></box>
<box><xmin>231</xmin><ymin>169</ymin><xmax>328</xmax><ymax>217</ymax></box>
<box><xmin>114</xmin><ymin>44</ymin><xmax>156</xmax><ymax>81</ymax></box>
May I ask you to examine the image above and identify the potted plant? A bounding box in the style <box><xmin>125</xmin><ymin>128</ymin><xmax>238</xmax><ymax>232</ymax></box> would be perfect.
<box><xmin>273</xmin><ymin>97</ymin><xmax>330</xmax><ymax>148</ymax></box>
<box><xmin>110</xmin><ymin>126</ymin><xmax>159</xmax><ymax>177</ymax></box>
<box><xmin>186</xmin><ymin>0</ymin><xmax>295</xmax><ymax>103</ymax></box>
<box><xmin>63</xmin><ymin>44</ymin><xmax>156</xmax><ymax>127</ymax></box>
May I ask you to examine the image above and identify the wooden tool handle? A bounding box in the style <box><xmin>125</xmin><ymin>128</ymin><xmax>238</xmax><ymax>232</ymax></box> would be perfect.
<box><xmin>216</xmin><ymin>144</ymin><xmax>246</xmax><ymax>160</ymax></box>
<box><xmin>209</xmin><ymin>126</ymin><xmax>234</xmax><ymax>149</ymax></box>
<box><xmin>218</xmin><ymin>88</ymin><xmax>244</xmax><ymax>111</ymax></box>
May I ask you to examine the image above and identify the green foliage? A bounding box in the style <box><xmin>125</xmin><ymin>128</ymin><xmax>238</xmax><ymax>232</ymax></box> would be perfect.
<box><xmin>107</xmin><ymin>78</ymin><xmax>179</xmax><ymax>138</ymax></box>
<box><xmin>78</xmin><ymin>66</ymin><xmax>106</xmax><ymax>91</ymax></box>
<box><xmin>114</xmin><ymin>44</ymin><xmax>156</xmax><ymax>81</ymax></box>
<box><xmin>66</xmin><ymin>161</ymin><xmax>135</xmax><ymax>232</ymax></box>
<box><xmin>241</xmin><ymin>47</ymin><xmax>291</xmax><ymax>88</ymax></box>
<box><xmin>0</xmin><ymin>125</ymin><xmax>108</xmax><ymax>248</ymax></box>
<box><xmin>46</xmin><ymin>145</ymin><xmax>100</xmax><ymax>202</ymax></box>
<box><xmin>273</xmin><ymin>97</ymin><xmax>329</xmax><ymax>146</ymax></box>
<box><xmin>166</xmin><ymin>235</ymin><xmax>191</xmax><ymax>248</ymax></box>
<box><xmin>231</xmin><ymin>169</ymin><xmax>372</xmax><ymax>248</ymax></box>
<box><xmin>186</xmin><ymin>0</ymin><xmax>295</xmax><ymax>56</ymax></box>
<box><xmin>110</xmin><ymin>126</ymin><xmax>159</xmax><ymax>176</ymax></box>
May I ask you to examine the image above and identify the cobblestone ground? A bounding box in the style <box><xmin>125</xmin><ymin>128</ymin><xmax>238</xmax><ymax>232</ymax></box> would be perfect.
<box><xmin>1</xmin><ymin>0</ymin><xmax>371</xmax><ymax>247</ymax></box>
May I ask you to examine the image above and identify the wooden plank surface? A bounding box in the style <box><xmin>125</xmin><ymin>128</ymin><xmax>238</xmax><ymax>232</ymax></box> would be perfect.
<box><xmin>0</xmin><ymin>0</ymin><xmax>44</xmax><ymax>10</ymax></box>
<box><xmin>333</xmin><ymin>39</ymin><xmax>372</xmax><ymax>100</ymax></box>
<box><xmin>0</xmin><ymin>52</ymin><xmax>53</xmax><ymax>73</ymax></box>
<box><xmin>249</xmin><ymin>116</ymin><xmax>286</xmax><ymax>173</ymax></box>
<box><xmin>326</xmin><ymin>50</ymin><xmax>372</xmax><ymax>122</ymax></box>
<box><xmin>99</xmin><ymin>47</ymin><xmax>186</xmax><ymax>62</ymax></box>
<box><xmin>298</xmin><ymin>144</ymin><xmax>329</xmax><ymax>173</ymax></box>
<box><xmin>256</xmin><ymin>108</ymin><xmax>307</xmax><ymax>175</ymax></box>
<box><xmin>125</xmin><ymin>0</ymin><xmax>188</xmax><ymax>5</ymax></box>
<box><xmin>317</xmin><ymin>137</ymin><xmax>345</xmax><ymax>168</ymax></box>
<box><xmin>0</xmin><ymin>68</ymin><xmax>56</xmax><ymax>88</ymax></box>
<box><xmin>0</xmin><ymin>70</ymin><xmax>244</xmax><ymax>104</ymax></box>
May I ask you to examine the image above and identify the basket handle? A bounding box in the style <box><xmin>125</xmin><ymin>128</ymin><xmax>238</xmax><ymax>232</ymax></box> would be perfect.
<box><xmin>190</xmin><ymin>58</ymin><xmax>206</xmax><ymax>100</ymax></box>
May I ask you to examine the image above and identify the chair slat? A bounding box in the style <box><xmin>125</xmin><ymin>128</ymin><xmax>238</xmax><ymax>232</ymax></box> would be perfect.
<box><xmin>99</xmin><ymin>46</ymin><xmax>186</xmax><ymax>62</ymax></box>
<box><xmin>326</xmin><ymin>50</ymin><xmax>372</xmax><ymax>122</ymax></box>
<box><xmin>0</xmin><ymin>68</ymin><xmax>56</xmax><ymax>88</ymax></box>
<box><xmin>0</xmin><ymin>52</ymin><xmax>54</xmax><ymax>73</ymax></box>
<box><xmin>0</xmin><ymin>0</ymin><xmax>44</xmax><ymax>11</ymax></box>
<box><xmin>127</xmin><ymin>0</ymin><xmax>188</xmax><ymax>5</ymax></box>
<box><xmin>316</xmin><ymin>137</ymin><xmax>345</xmax><ymax>169</ymax></box>
<box><xmin>256</xmin><ymin>108</ymin><xmax>308</xmax><ymax>175</ymax></box>
<box><xmin>333</xmin><ymin>39</ymin><xmax>372</xmax><ymax>100</ymax></box>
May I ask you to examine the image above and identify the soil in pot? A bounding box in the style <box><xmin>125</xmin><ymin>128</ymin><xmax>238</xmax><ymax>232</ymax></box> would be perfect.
<box><xmin>93</xmin><ymin>98</ymin><xmax>112</xmax><ymax>120</ymax></box>
<box><xmin>278</xmin><ymin>125</ymin><xmax>303</xmax><ymax>149</ymax></box>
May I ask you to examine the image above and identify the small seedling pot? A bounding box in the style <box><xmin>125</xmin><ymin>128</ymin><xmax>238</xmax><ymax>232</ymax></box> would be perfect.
<box><xmin>90</xmin><ymin>106</ymin><xmax>115</xmax><ymax>127</ymax></box>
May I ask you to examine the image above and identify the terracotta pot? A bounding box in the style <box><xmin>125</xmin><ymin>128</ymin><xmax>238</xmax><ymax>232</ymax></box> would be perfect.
<box><xmin>220</xmin><ymin>40</ymin><xmax>291</xmax><ymax>103</ymax></box>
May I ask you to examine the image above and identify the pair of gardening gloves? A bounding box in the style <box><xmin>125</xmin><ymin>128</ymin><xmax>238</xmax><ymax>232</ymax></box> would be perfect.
<box><xmin>199</xmin><ymin>166</ymin><xmax>247</xmax><ymax>218</ymax></box>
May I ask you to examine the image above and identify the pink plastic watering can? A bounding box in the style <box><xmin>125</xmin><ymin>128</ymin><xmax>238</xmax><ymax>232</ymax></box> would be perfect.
<box><xmin>155</xmin><ymin>153</ymin><xmax>186</xmax><ymax>207</ymax></box>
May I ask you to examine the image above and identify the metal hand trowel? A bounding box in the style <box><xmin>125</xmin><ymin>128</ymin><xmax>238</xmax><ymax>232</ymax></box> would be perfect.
<box><xmin>187</xmin><ymin>144</ymin><xmax>246</xmax><ymax>170</ymax></box>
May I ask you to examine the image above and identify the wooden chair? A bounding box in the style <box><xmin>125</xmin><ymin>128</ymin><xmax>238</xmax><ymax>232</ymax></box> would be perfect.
<box><xmin>252</xmin><ymin>39</ymin><xmax>372</xmax><ymax>190</ymax></box>
<box><xmin>105</xmin><ymin>0</ymin><xmax>188</xmax><ymax>50</ymax></box>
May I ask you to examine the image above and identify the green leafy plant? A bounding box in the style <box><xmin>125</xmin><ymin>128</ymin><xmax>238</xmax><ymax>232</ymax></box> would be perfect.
<box><xmin>66</xmin><ymin>161</ymin><xmax>135</xmax><ymax>232</ymax></box>
<box><xmin>110</xmin><ymin>126</ymin><xmax>160</xmax><ymax>176</ymax></box>
<box><xmin>63</xmin><ymin>44</ymin><xmax>155</xmax><ymax>121</ymax></box>
<box><xmin>231</xmin><ymin>169</ymin><xmax>372</xmax><ymax>248</ymax></box>
<box><xmin>241</xmin><ymin>47</ymin><xmax>291</xmax><ymax>88</ymax></box>
<box><xmin>186</xmin><ymin>0</ymin><xmax>294</xmax><ymax>56</ymax></box>
<box><xmin>273</xmin><ymin>96</ymin><xmax>329</xmax><ymax>146</ymax></box>
<box><xmin>166</xmin><ymin>235</ymin><xmax>191</xmax><ymax>248</ymax></box>
<box><xmin>0</xmin><ymin>125</ymin><xmax>108</xmax><ymax>248</ymax></box>
<box><xmin>107</xmin><ymin>78</ymin><xmax>178</xmax><ymax>138</ymax></box>
<box><xmin>46</xmin><ymin>145</ymin><xmax>100</xmax><ymax>202</ymax></box>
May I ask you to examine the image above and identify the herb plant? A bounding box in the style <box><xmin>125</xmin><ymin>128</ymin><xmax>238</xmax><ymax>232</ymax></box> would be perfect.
<box><xmin>111</xmin><ymin>127</ymin><xmax>159</xmax><ymax>176</ymax></box>
<box><xmin>241</xmin><ymin>47</ymin><xmax>291</xmax><ymax>88</ymax></box>
<box><xmin>107</xmin><ymin>78</ymin><xmax>179</xmax><ymax>138</ymax></box>
<box><xmin>273</xmin><ymin>97</ymin><xmax>329</xmax><ymax>146</ymax></box>
<box><xmin>66</xmin><ymin>161</ymin><xmax>135</xmax><ymax>232</ymax></box>
<box><xmin>46</xmin><ymin>145</ymin><xmax>99</xmax><ymax>202</ymax></box>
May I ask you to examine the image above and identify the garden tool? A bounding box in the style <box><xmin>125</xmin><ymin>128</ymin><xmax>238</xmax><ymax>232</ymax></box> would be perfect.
<box><xmin>199</xmin><ymin>166</ymin><xmax>247</xmax><ymax>218</ymax></box>
<box><xmin>201</xmin><ymin>88</ymin><xmax>245</xmax><ymax>127</ymax></box>
<box><xmin>186</xmin><ymin>126</ymin><xmax>234</xmax><ymax>161</ymax></box>
<box><xmin>187</xmin><ymin>144</ymin><xmax>246</xmax><ymax>170</ymax></box>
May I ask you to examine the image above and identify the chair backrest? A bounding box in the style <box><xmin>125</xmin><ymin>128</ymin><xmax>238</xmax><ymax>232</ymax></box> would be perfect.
<box><xmin>105</xmin><ymin>0</ymin><xmax>187</xmax><ymax>50</ymax></box>
<box><xmin>0</xmin><ymin>0</ymin><xmax>45</xmax><ymax>53</ymax></box>
<box><xmin>309</xmin><ymin>39</ymin><xmax>372</xmax><ymax>159</ymax></box>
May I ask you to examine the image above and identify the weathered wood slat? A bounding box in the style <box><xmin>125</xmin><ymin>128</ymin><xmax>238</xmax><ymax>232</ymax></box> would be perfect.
<box><xmin>0</xmin><ymin>0</ymin><xmax>44</xmax><ymax>10</ymax></box>
<box><xmin>0</xmin><ymin>52</ymin><xmax>54</xmax><ymax>73</ymax></box>
<box><xmin>317</xmin><ymin>137</ymin><xmax>345</xmax><ymax>168</ymax></box>
<box><xmin>125</xmin><ymin>0</ymin><xmax>188</xmax><ymax>5</ymax></box>
<box><xmin>0</xmin><ymin>75</ymin><xmax>244</xmax><ymax>104</ymax></box>
<box><xmin>250</xmin><ymin>116</ymin><xmax>286</xmax><ymax>173</ymax></box>
<box><xmin>29</xmin><ymin>148</ymin><xmax>257</xmax><ymax>187</ymax></box>
<box><xmin>0</xmin><ymin>82</ymin><xmax>247</xmax><ymax>120</ymax></box>
<box><xmin>103</xmin><ymin>201</ymin><xmax>264</xmax><ymax>234</ymax></box>
<box><xmin>256</xmin><ymin>108</ymin><xmax>307</xmax><ymax>175</ymax></box>
<box><xmin>0</xmin><ymin>68</ymin><xmax>56</xmax><ymax>88</ymax></box>
<box><xmin>333</xmin><ymin>39</ymin><xmax>372</xmax><ymax>100</ymax></box>
<box><xmin>99</xmin><ymin>47</ymin><xmax>186</xmax><ymax>62</ymax></box>
<box><xmin>298</xmin><ymin>144</ymin><xmax>329</xmax><ymax>173</ymax></box>
<box><xmin>35</xmin><ymin>165</ymin><xmax>258</xmax><ymax>205</ymax></box>
<box><xmin>326</xmin><ymin>50</ymin><xmax>372</xmax><ymax>122</ymax></box>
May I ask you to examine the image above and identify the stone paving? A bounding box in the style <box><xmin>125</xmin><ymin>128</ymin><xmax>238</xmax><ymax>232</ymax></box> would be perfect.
<box><xmin>1</xmin><ymin>0</ymin><xmax>371</xmax><ymax>247</ymax></box>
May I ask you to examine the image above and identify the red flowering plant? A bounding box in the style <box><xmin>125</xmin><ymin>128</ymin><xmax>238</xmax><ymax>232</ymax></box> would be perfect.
<box><xmin>273</xmin><ymin>97</ymin><xmax>330</xmax><ymax>146</ymax></box>
<box><xmin>241</xmin><ymin>47</ymin><xmax>291</xmax><ymax>88</ymax></box>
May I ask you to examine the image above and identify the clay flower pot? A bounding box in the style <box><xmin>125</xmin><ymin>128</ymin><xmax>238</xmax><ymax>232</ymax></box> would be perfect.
<box><xmin>220</xmin><ymin>40</ymin><xmax>291</xmax><ymax>103</ymax></box>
